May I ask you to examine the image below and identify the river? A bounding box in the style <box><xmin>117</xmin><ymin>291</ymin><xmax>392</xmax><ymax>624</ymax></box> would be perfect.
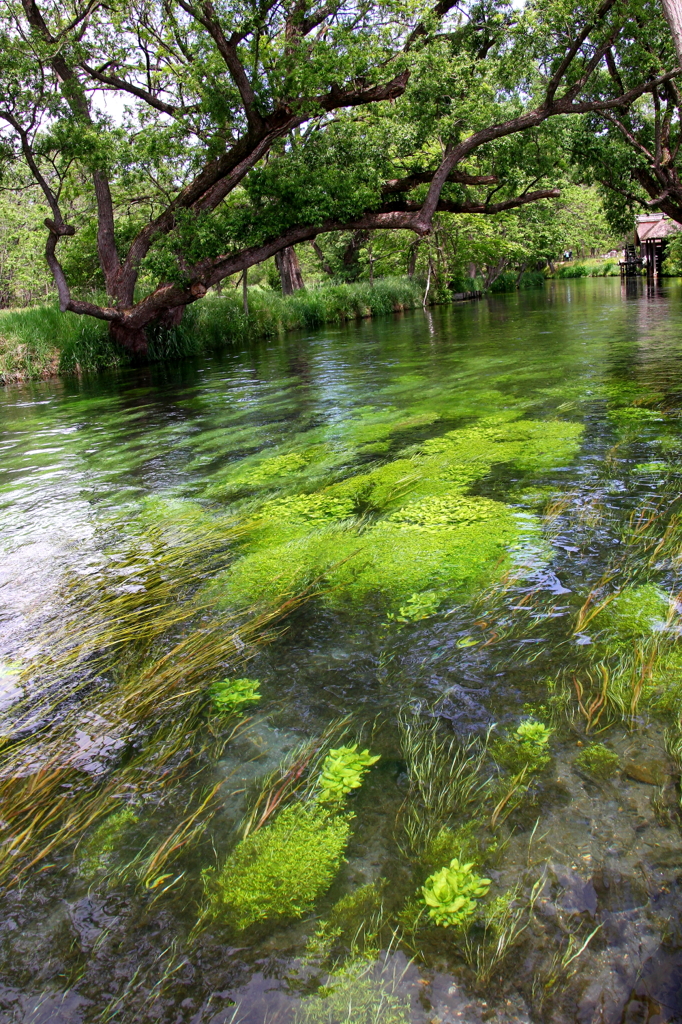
<box><xmin>1</xmin><ymin>276</ymin><xmax>682</xmax><ymax>1023</ymax></box>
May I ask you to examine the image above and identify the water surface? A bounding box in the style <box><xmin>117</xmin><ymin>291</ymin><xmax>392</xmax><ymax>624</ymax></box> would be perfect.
<box><xmin>2</xmin><ymin>277</ymin><xmax>682</xmax><ymax>1024</ymax></box>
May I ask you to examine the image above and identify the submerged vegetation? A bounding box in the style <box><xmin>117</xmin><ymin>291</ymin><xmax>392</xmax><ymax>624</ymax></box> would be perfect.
<box><xmin>422</xmin><ymin>859</ymin><xmax>492</xmax><ymax>928</ymax></box>
<box><xmin>5</xmin><ymin>288</ymin><xmax>682</xmax><ymax>1020</ymax></box>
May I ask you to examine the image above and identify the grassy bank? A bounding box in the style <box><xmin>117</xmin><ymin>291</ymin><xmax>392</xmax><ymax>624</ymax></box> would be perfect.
<box><xmin>0</xmin><ymin>277</ymin><xmax>424</xmax><ymax>384</ymax></box>
<box><xmin>547</xmin><ymin>258</ymin><xmax>620</xmax><ymax>278</ymax></box>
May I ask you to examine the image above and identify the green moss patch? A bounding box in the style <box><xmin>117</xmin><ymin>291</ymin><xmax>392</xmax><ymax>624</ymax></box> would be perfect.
<box><xmin>594</xmin><ymin>585</ymin><xmax>669</xmax><ymax>640</ymax></box>
<box><xmin>575</xmin><ymin>744</ymin><xmax>620</xmax><ymax>779</ymax></box>
<box><xmin>205</xmin><ymin>802</ymin><xmax>351</xmax><ymax>930</ymax></box>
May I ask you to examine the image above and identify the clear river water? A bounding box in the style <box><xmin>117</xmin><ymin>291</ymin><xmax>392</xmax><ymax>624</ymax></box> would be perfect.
<box><xmin>2</xmin><ymin>277</ymin><xmax>682</xmax><ymax>1023</ymax></box>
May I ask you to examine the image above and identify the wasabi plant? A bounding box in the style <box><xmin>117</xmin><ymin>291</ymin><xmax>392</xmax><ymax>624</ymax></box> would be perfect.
<box><xmin>318</xmin><ymin>745</ymin><xmax>380</xmax><ymax>805</ymax></box>
<box><xmin>494</xmin><ymin>719</ymin><xmax>552</xmax><ymax>774</ymax></box>
<box><xmin>206</xmin><ymin>801</ymin><xmax>351</xmax><ymax>930</ymax></box>
<box><xmin>575</xmin><ymin>743</ymin><xmax>620</xmax><ymax>779</ymax></box>
<box><xmin>209</xmin><ymin>677</ymin><xmax>261</xmax><ymax>715</ymax></box>
<box><xmin>422</xmin><ymin>858</ymin><xmax>491</xmax><ymax>928</ymax></box>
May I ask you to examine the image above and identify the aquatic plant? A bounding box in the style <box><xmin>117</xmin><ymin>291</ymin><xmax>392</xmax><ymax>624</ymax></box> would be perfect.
<box><xmin>294</xmin><ymin>958</ymin><xmax>410</xmax><ymax>1024</ymax></box>
<box><xmin>493</xmin><ymin>720</ymin><xmax>552</xmax><ymax>774</ymax></box>
<box><xmin>462</xmin><ymin>875</ymin><xmax>545</xmax><ymax>984</ymax></box>
<box><xmin>205</xmin><ymin>801</ymin><xmax>351</xmax><ymax>929</ymax></box>
<box><xmin>592</xmin><ymin>584</ymin><xmax>668</xmax><ymax>640</ymax></box>
<box><xmin>397</xmin><ymin>711</ymin><xmax>490</xmax><ymax>858</ymax></box>
<box><xmin>306</xmin><ymin>881</ymin><xmax>386</xmax><ymax>961</ymax></box>
<box><xmin>385</xmin><ymin>590</ymin><xmax>442</xmax><ymax>624</ymax></box>
<box><xmin>209</xmin><ymin>677</ymin><xmax>261</xmax><ymax>715</ymax></box>
<box><xmin>384</xmin><ymin>494</ymin><xmax>503</xmax><ymax>531</ymax></box>
<box><xmin>318</xmin><ymin>745</ymin><xmax>381</xmax><ymax>805</ymax></box>
<box><xmin>418</xmin><ymin>417</ymin><xmax>584</xmax><ymax>478</ymax></box>
<box><xmin>257</xmin><ymin>492</ymin><xmax>356</xmax><ymax>526</ymax></box>
<box><xmin>421</xmin><ymin>822</ymin><xmax>484</xmax><ymax>874</ymax></box>
<box><xmin>213</xmin><ymin>499</ymin><xmax>522</xmax><ymax>611</ymax></box>
<box><xmin>422</xmin><ymin>858</ymin><xmax>491</xmax><ymax>928</ymax></box>
<box><xmin>77</xmin><ymin>805</ymin><xmax>138</xmax><ymax>876</ymax></box>
<box><xmin>575</xmin><ymin>743</ymin><xmax>620</xmax><ymax>779</ymax></box>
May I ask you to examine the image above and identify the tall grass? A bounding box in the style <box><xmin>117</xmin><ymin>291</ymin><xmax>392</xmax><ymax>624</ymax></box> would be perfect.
<box><xmin>550</xmin><ymin>259</ymin><xmax>619</xmax><ymax>279</ymax></box>
<box><xmin>1</xmin><ymin>277</ymin><xmax>424</xmax><ymax>382</ymax></box>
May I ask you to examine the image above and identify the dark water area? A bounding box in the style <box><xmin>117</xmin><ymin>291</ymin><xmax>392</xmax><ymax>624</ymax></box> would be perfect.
<box><xmin>2</xmin><ymin>277</ymin><xmax>682</xmax><ymax>1023</ymax></box>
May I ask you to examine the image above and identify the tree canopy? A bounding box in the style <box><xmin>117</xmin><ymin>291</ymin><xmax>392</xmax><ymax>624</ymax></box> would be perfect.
<box><xmin>0</xmin><ymin>0</ymin><xmax>677</xmax><ymax>352</ymax></box>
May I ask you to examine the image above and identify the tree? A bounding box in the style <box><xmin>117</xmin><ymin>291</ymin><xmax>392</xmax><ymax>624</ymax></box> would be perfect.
<box><xmin>0</xmin><ymin>0</ymin><xmax>670</xmax><ymax>355</ymax></box>
<box><xmin>570</xmin><ymin>0</ymin><xmax>682</xmax><ymax>228</ymax></box>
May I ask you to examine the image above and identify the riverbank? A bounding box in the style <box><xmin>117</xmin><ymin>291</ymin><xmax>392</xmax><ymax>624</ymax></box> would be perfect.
<box><xmin>0</xmin><ymin>277</ymin><xmax>428</xmax><ymax>385</ymax></box>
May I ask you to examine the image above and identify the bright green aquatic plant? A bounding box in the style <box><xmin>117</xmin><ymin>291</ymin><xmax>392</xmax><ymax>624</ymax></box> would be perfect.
<box><xmin>206</xmin><ymin>801</ymin><xmax>351</xmax><ymax>930</ymax></box>
<box><xmin>385</xmin><ymin>590</ymin><xmax>442</xmax><ymax>624</ymax></box>
<box><xmin>256</xmin><ymin>492</ymin><xmax>356</xmax><ymax>526</ymax></box>
<box><xmin>397</xmin><ymin>711</ymin><xmax>490</xmax><ymax>858</ymax></box>
<box><xmin>211</xmin><ymin>499</ymin><xmax>523</xmax><ymax>611</ymax></box>
<box><xmin>592</xmin><ymin>584</ymin><xmax>668</xmax><ymax>640</ymax></box>
<box><xmin>418</xmin><ymin>417</ymin><xmax>584</xmax><ymax>478</ymax></box>
<box><xmin>305</xmin><ymin>881</ymin><xmax>386</xmax><ymax>962</ymax></box>
<box><xmin>318</xmin><ymin>745</ymin><xmax>380</xmax><ymax>805</ymax></box>
<box><xmin>575</xmin><ymin>743</ymin><xmax>620</xmax><ymax>779</ymax></box>
<box><xmin>384</xmin><ymin>494</ymin><xmax>503</xmax><ymax>531</ymax></box>
<box><xmin>209</xmin><ymin>677</ymin><xmax>261</xmax><ymax>715</ymax></box>
<box><xmin>421</xmin><ymin>822</ymin><xmax>486</xmax><ymax>874</ymax></box>
<box><xmin>494</xmin><ymin>720</ymin><xmax>552</xmax><ymax>775</ymax></box>
<box><xmin>422</xmin><ymin>858</ymin><xmax>491</xmax><ymax>928</ymax></box>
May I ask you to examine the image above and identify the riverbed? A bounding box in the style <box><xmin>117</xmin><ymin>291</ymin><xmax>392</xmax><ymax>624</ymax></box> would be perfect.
<box><xmin>1</xmin><ymin>276</ymin><xmax>682</xmax><ymax>1023</ymax></box>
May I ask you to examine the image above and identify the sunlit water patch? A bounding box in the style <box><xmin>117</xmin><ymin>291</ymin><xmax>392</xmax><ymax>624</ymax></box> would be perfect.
<box><xmin>2</xmin><ymin>278</ymin><xmax>682</xmax><ymax>1023</ymax></box>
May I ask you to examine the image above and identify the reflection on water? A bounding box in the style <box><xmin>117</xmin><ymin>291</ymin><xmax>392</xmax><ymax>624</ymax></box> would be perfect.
<box><xmin>2</xmin><ymin>278</ymin><xmax>682</xmax><ymax>1023</ymax></box>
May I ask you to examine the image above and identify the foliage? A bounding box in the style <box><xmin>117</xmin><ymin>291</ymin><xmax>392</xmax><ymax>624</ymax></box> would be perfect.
<box><xmin>0</xmin><ymin>278</ymin><xmax>425</xmax><ymax>381</ymax></box>
<box><xmin>206</xmin><ymin>802</ymin><xmax>351</xmax><ymax>930</ymax></box>
<box><xmin>422</xmin><ymin>858</ymin><xmax>491</xmax><ymax>928</ymax></box>
<box><xmin>209</xmin><ymin>677</ymin><xmax>261</xmax><ymax>716</ymax></box>
<box><xmin>575</xmin><ymin>744</ymin><xmax>620</xmax><ymax>779</ymax></box>
<box><xmin>0</xmin><ymin>0</ymin><xmax>659</xmax><ymax>353</ymax></box>
<box><xmin>318</xmin><ymin>745</ymin><xmax>381</xmax><ymax>805</ymax></box>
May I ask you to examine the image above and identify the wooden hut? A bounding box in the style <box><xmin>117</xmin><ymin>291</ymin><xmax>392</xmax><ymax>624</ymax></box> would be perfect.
<box><xmin>635</xmin><ymin>212</ymin><xmax>681</xmax><ymax>275</ymax></box>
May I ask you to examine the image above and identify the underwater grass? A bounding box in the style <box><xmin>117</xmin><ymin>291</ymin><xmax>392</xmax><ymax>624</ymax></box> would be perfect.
<box><xmin>0</xmin><ymin>502</ymin><xmax>320</xmax><ymax>890</ymax></box>
<box><xmin>396</xmin><ymin>709</ymin><xmax>490</xmax><ymax>860</ymax></box>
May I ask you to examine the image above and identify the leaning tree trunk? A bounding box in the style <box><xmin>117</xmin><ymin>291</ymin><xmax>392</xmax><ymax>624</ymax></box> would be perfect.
<box><xmin>275</xmin><ymin>247</ymin><xmax>305</xmax><ymax>295</ymax></box>
<box><xmin>109</xmin><ymin>304</ymin><xmax>184</xmax><ymax>359</ymax></box>
<box><xmin>662</xmin><ymin>0</ymin><xmax>682</xmax><ymax>67</ymax></box>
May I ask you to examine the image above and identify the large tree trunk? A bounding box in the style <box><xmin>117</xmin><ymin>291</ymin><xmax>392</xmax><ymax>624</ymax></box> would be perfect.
<box><xmin>662</xmin><ymin>0</ymin><xmax>682</xmax><ymax>67</ymax></box>
<box><xmin>109</xmin><ymin>321</ymin><xmax>149</xmax><ymax>358</ymax></box>
<box><xmin>275</xmin><ymin>246</ymin><xmax>305</xmax><ymax>295</ymax></box>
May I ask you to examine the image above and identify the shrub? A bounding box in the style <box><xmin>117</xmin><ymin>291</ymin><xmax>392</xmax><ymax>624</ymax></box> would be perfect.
<box><xmin>422</xmin><ymin>858</ymin><xmax>491</xmax><ymax>928</ymax></box>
